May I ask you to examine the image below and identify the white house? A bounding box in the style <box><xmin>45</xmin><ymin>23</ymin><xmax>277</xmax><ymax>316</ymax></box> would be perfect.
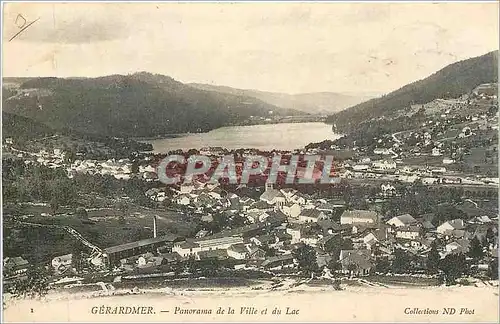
<box><xmin>431</xmin><ymin>147</ymin><xmax>442</xmax><ymax>156</ymax></box>
<box><xmin>395</xmin><ymin>226</ymin><xmax>421</xmax><ymax>240</ymax></box>
<box><xmin>179</xmin><ymin>184</ymin><xmax>195</xmax><ymax>194</ymax></box>
<box><xmin>227</xmin><ymin>243</ymin><xmax>250</xmax><ymax>260</ymax></box>
<box><xmin>52</xmin><ymin>254</ymin><xmax>73</xmax><ymax>273</ymax></box>
<box><xmin>172</xmin><ymin>236</ymin><xmax>244</xmax><ymax>258</ymax></box>
<box><xmin>373</xmin><ymin>148</ymin><xmax>392</xmax><ymax>155</ymax></box>
<box><xmin>282</xmin><ymin>203</ymin><xmax>302</xmax><ymax>219</ymax></box>
<box><xmin>176</xmin><ymin>194</ymin><xmax>190</xmax><ymax>205</ymax></box>
<box><xmin>298</xmin><ymin>209</ymin><xmax>327</xmax><ymax>223</ymax></box>
<box><xmin>437</xmin><ymin>219</ymin><xmax>465</xmax><ymax>235</ymax></box>
<box><xmin>286</xmin><ymin>226</ymin><xmax>302</xmax><ymax>244</ymax></box>
<box><xmin>387</xmin><ymin>214</ymin><xmax>418</xmax><ymax>228</ymax></box>
<box><xmin>381</xmin><ymin>183</ymin><xmax>396</xmax><ymax>196</ymax></box>
<box><xmin>372</xmin><ymin>160</ymin><xmax>396</xmax><ymax>170</ymax></box>
<box><xmin>442</xmin><ymin>158</ymin><xmax>455</xmax><ymax>165</ymax></box>
<box><xmin>260</xmin><ymin>184</ymin><xmax>286</xmax><ymax>207</ymax></box>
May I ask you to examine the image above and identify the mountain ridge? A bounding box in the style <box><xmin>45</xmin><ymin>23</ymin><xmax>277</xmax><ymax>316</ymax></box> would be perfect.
<box><xmin>2</xmin><ymin>72</ymin><xmax>303</xmax><ymax>138</ymax></box>
<box><xmin>327</xmin><ymin>51</ymin><xmax>499</xmax><ymax>132</ymax></box>
<box><xmin>189</xmin><ymin>83</ymin><xmax>374</xmax><ymax>115</ymax></box>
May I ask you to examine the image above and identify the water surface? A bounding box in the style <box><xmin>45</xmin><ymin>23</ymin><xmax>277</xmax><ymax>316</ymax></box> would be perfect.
<box><xmin>143</xmin><ymin>122</ymin><xmax>341</xmax><ymax>153</ymax></box>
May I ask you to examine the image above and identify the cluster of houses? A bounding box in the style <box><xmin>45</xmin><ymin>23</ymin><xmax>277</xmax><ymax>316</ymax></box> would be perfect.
<box><xmin>133</xmin><ymin>179</ymin><xmax>498</xmax><ymax>277</ymax></box>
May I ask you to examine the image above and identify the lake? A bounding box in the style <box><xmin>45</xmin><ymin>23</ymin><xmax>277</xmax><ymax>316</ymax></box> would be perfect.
<box><xmin>142</xmin><ymin>122</ymin><xmax>341</xmax><ymax>153</ymax></box>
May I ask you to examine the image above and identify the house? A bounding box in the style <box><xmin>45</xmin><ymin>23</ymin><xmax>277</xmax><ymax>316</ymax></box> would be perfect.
<box><xmin>179</xmin><ymin>183</ymin><xmax>195</xmax><ymax>194</ymax></box>
<box><xmin>317</xmin><ymin>219</ymin><xmax>350</xmax><ymax>236</ymax></box>
<box><xmin>176</xmin><ymin>194</ymin><xmax>190</xmax><ymax>205</ymax></box>
<box><xmin>288</xmin><ymin>192</ymin><xmax>307</xmax><ymax>205</ymax></box>
<box><xmin>52</xmin><ymin>254</ymin><xmax>73</xmax><ymax>273</ymax></box>
<box><xmin>227</xmin><ymin>243</ymin><xmax>250</xmax><ymax>260</ymax></box>
<box><xmin>298</xmin><ymin>209</ymin><xmax>327</xmax><ymax>223</ymax></box>
<box><xmin>437</xmin><ymin>219</ymin><xmax>465</xmax><ymax>234</ymax></box>
<box><xmin>363</xmin><ymin>228</ymin><xmax>389</xmax><ymax>249</ymax></box>
<box><xmin>373</xmin><ymin>148</ymin><xmax>392</xmax><ymax>155</ymax></box>
<box><xmin>395</xmin><ymin>226</ymin><xmax>421</xmax><ymax>240</ymax></box>
<box><xmin>280</xmin><ymin>188</ymin><xmax>298</xmax><ymax>201</ymax></box>
<box><xmin>372</xmin><ymin>160</ymin><xmax>396</xmax><ymax>170</ymax></box>
<box><xmin>250</xmin><ymin>235</ymin><xmax>277</xmax><ymax>247</ymax></box>
<box><xmin>300</xmin><ymin>233</ymin><xmax>319</xmax><ymax>247</ymax></box>
<box><xmin>3</xmin><ymin>257</ymin><xmax>29</xmax><ymax>280</ymax></box>
<box><xmin>261</xmin><ymin>254</ymin><xmax>295</xmax><ymax>270</ymax></box>
<box><xmin>442</xmin><ymin>158</ymin><xmax>455</xmax><ymax>164</ymax></box>
<box><xmin>317</xmin><ymin>234</ymin><xmax>339</xmax><ymax>251</ymax></box>
<box><xmin>380</xmin><ymin>183</ymin><xmax>396</xmax><ymax>196</ymax></box>
<box><xmin>264</xmin><ymin>210</ymin><xmax>288</xmax><ymax>226</ymax></box>
<box><xmin>317</xmin><ymin>200</ymin><xmax>346</xmax><ymax>214</ymax></box>
<box><xmin>282</xmin><ymin>203</ymin><xmax>302</xmax><ymax>219</ymax></box>
<box><xmin>248</xmin><ymin>200</ymin><xmax>273</xmax><ymax>212</ymax></box>
<box><xmin>247</xmin><ymin>246</ymin><xmax>266</xmax><ymax>260</ymax></box>
<box><xmin>353</xmin><ymin>164</ymin><xmax>370</xmax><ymax>171</ymax></box>
<box><xmin>445</xmin><ymin>239</ymin><xmax>470</xmax><ymax>255</ymax></box>
<box><xmin>194</xmin><ymin>192</ymin><xmax>219</xmax><ymax>208</ymax></box>
<box><xmin>286</xmin><ymin>225</ymin><xmax>302</xmax><ymax>244</ymax></box>
<box><xmin>260</xmin><ymin>183</ymin><xmax>286</xmax><ymax>207</ymax></box>
<box><xmin>422</xmin><ymin>177</ymin><xmax>439</xmax><ymax>185</ymax></box>
<box><xmin>470</xmin><ymin>216</ymin><xmax>493</xmax><ymax>224</ymax></box>
<box><xmin>340</xmin><ymin>210</ymin><xmax>379</xmax><ymax>226</ymax></box>
<box><xmin>208</xmin><ymin>187</ymin><xmax>223</xmax><ymax>200</ymax></box>
<box><xmin>431</xmin><ymin>147</ymin><xmax>442</xmax><ymax>156</ymax></box>
<box><xmin>339</xmin><ymin>250</ymin><xmax>373</xmax><ymax>276</ymax></box>
<box><xmin>387</xmin><ymin>214</ymin><xmax>419</xmax><ymax>228</ymax></box>
<box><xmin>172</xmin><ymin>235</ymin><xmax>244</xmax><ymax>258</ymax></box>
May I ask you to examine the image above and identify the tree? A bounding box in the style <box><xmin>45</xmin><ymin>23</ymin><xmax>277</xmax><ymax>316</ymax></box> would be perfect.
<box><xmin>392</xmin><ymin>249</ymin><xmax>411</xmax><ymax>274</ymax></box>
<box><xmin>347</xmin><ymin>263</ymin><xmax>358</xmax><ymax>276</ymax></box>
<box><xmin>375</xmin><ymin>257</ymin><xmax>391</xmax><ymax>274</ymax></box>
<box><xmin>426</xmin><ymin>244</ymin><xmax>440</xmax><ymax>274</ymax></box>
<box><xmin>468</xmin><ymin>237</ymin><xmax>484</xmax><ymax>261</ymax></box>
<box><xmin>131</xmin><ymin>160</ymin><xmax>140</xmax><ymax>174</ymax></box>
<box><xmin>292</xmin><ymin>244</ymin><xmax>318</xmax><ymax>277</ymax></box>
<box><xmin>199</xmin><ymin>258</ymin><xmax>221</xmax><ymax>277</ymax></box>
<box><xmin>439</xmin><ymin>253</ymin><xmax>468</xmax><ymax>285</ymax></box>
<box><xmin>486</xmin><ymin>228</ymin><xmax>495</xmax><ymax>246</ymax></box>
<box><xmin>487</xmin><ymin>258</ymin><xmax>498</xmax><ymax>280</ymax></box>
<box><xmin>326</xmin><ymin>259</ymin><xmax>341</xmax><ymax>274</ymax></box>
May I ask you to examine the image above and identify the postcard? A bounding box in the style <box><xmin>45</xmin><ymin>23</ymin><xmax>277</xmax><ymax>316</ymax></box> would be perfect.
<box><xmin>2</xmin><ymin>1</ymin><xmax>499</xmax><ymax>323</ymax></box>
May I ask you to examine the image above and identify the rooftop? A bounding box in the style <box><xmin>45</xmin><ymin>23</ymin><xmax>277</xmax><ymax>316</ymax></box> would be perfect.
<box><xmin>104</xmin><ymin>234</ymin><xmax>180</xmax><ymax>255</ymax></box>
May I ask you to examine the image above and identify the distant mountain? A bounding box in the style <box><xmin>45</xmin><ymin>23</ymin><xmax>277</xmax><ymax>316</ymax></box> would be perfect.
<box><xmin>327</xmin><ymin>51</ymin><xmax>499</xmax><ymax>132</ymax></box>
<box><xmin>2</xmin><ymin>72</ymin><xmax>303</xmax><ymax>138</ymax></box>
<box><xmin>189</xmin><ymin>83</ymin><xmax>374</xmax><ymax>115</ymax></box>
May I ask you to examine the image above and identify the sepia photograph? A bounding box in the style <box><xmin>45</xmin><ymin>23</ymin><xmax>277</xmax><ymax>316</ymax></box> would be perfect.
<box><xmin>1</xmin><ymin>1</ymin><xmax>499</xmax><ymax>322</ymax></box>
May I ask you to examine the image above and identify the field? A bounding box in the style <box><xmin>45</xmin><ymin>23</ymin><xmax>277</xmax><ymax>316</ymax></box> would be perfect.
<box><xmin>3</xmin><ymin>203</ymin><xmax>197</xmax><ymax>264</ymax></box>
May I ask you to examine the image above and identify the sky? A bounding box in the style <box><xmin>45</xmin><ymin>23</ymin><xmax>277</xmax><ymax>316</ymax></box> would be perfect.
<box><xmin>2</xmin><ymin>2</ymin><xmax>499</xmax><ymax>95</ymax></box>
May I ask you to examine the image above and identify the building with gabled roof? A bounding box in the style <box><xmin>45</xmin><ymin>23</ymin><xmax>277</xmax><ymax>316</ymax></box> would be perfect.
<box><xmin>341</xmin><ymin>210</ymin><xmax>379</xmax><ymax>225</ymax></box>
<box><xmin>387</xmin><ymin>214</ymin><xmax>419</xmax><ymax>228</ymax></box>
<box><xmin>298</xmin><ymin>209</ymin><xmax>327</xmax><ymax>223</ymax></box>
